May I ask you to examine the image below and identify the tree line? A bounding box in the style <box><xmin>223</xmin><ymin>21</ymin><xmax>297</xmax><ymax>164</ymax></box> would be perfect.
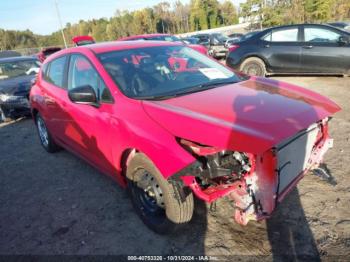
<box><xmin>241</xmin><ymin>0</ymin><xmax>350</xmax><ymax>28</ymax></box>
<box><xmin>1</xmin><ymin>0</ymin><xmax>349</xmax><ymax>51</ymax></box>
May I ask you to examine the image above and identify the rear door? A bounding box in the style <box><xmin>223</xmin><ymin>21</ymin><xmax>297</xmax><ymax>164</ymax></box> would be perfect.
<box><xmin>261</xmin><ymin>26</ymin><xmax>302</xmax><ymax>73</ymax></box>
<box><xmin>300</xmin><ymin>25</ymin><xmax>350</xmax><ymax>74</ymax></box>
<box><xmin>40</xmin><ymin>55</ymin><xmax>69</xmax><ymax>139</ymax></box>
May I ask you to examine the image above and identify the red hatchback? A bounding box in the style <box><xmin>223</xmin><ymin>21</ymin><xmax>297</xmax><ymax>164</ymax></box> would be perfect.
<box><xmin>30</xmin><ymin>41</ymin><xmax>340</xmax><ymax>233</ymax></box>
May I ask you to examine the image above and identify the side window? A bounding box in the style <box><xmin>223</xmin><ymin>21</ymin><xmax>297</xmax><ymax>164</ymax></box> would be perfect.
<box><xmin>265</xmin><ymin>28</ymin><xmax>298</xmax><ymax>42</ymax></box>
<box><xmin>41</xmin><ymin>62</ymin><xmax>50</xmax><ymax>81</ymax></box>
<box><xmin>68</xmin><ymin>54</ymin><xmax>113</xmax><ymax>103</ymax></box>
<box><xmin>304</xmin><ymin>27</ymin><xmax>341</xmax><ymax>43</ymax></box>
<box><xmin>46</xmin><ymin>56</ymin><xmax>67</xmax><ymax>87</ymax></box>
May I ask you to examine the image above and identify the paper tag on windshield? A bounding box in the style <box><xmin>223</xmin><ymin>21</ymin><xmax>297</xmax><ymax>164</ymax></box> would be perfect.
<box><xmin>199</xmin><ymin>68</ymin><xmax>228</xmax><ymax>80</ymax></box>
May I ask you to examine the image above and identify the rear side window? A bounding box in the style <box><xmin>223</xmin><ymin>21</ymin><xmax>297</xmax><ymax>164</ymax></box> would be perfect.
<box><xmin>263</xmin><ymin>28</ymin><xmax>298</xmax><ymax>42</ymax></box>
<box><xmin>304</xmin><ymin>27</ymin><xmax>341</xmax><ymax>43</ymax></box>
<box><xmin>46</xmin><ymin>56</ymin><xmax>67</xmax><ymax>88</ymax></box>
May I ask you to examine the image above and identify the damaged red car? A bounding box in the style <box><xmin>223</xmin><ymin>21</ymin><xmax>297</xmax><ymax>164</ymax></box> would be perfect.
<box><xmin>30</xmin><ymin>41</ymin><xmax>340</xmax><ymax>233</ymax></box>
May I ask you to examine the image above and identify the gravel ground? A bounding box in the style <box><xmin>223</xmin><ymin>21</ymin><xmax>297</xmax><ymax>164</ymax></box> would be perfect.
<box><xmin>0</xmin><ymin>76</ymin><xmax>349</xmax><ymax>260</ymax></box>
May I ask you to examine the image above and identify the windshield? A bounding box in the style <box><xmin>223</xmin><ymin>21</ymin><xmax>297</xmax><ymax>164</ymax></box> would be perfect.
<box><xmin>213</xmin><ymin>33</ymin><xmax>228</xmax><ymax>42</ymax></box>
<box><xmin>0</xmin><ymin>59</ymin><xmax>40</xmax><ymax>80</ymax></box>
<box><xmin>98</xmin><ymin>45</ymin><xmax>246</xmax><ymax>100</ymax></box>
<box><xmin>183</xmin><ymin>38</ymin><xmax>199</xmax><ymax>44</ymax></box>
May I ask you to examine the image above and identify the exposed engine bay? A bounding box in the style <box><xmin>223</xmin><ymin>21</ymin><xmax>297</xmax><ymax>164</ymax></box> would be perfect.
<box><xmin>170</xmin><ymin>119</ymin><xmax>334</xmax><ymax>225</ymax></box>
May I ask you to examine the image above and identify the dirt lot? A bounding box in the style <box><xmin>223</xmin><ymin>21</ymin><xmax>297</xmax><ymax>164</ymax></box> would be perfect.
<box><xmin>0</xmin><ymin>76</ymin><xmax>349</xmax><ymax>260</ymax></box>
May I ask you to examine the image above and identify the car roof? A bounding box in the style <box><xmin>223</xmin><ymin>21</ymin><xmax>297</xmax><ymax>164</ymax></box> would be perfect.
<box><xmin>44</xmin><ymin>40</ymin><xmax>184</xmax><ymax>62</ymax></box>
<box><xmin>0</xmin><ymin>56</ymin><xmax>38</xmax><ymax>63</ymax></box>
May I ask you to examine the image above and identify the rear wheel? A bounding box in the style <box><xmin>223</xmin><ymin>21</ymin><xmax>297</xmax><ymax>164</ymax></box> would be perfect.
<box><xmin>240</xmin><ymin>57</ymin><xmax>266</xmax><ymax>77</ymax></box>
<box><xmin>35</xmin><ymin>113</ymin><xmax>60</xmax><ymax>153</ymax></box>
<box><xmin>127</xmin><ymin>153</ymin><xmax>194</xmax><ymax>234</ymax></box>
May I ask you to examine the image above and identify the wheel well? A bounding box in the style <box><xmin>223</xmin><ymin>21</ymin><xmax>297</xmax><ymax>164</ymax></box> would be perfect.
<box><xmin>32</xmin><ymin>108</ymin><xmax>39</xmax><ymax>123</ymax></box>
<box><xmin>120</xmin><ymin>148</ymin><xmax>137</xmax><ymax>178</ymax></box>
<box><xmin>241</xmin><ymin>55</ymin><xmax>269</xmax><ymax>71</ymax></box>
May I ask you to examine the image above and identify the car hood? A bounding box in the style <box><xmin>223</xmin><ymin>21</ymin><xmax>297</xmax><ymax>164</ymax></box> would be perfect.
<box><xmin>142</xmin><ymin>77</ymin><xmax>341</xmax><ymax>154</ymax></box>
<box><xmin>0</xmin><ymin>75</ymin><xmax>34</xmax><ymax>96</ymax></box>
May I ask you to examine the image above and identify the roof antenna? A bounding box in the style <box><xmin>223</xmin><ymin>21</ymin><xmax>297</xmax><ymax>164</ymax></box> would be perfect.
<box><xmin>54</xmin><ymin>0</ymin><xmax>68</xmax><ymax>48</ymax></box>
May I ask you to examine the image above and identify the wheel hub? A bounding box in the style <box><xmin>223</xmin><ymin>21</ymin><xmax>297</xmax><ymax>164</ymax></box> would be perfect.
<box><xmin>137</xmin><ymin>170</ymin><xmax>165</xmax><ymax>212</ymax></box>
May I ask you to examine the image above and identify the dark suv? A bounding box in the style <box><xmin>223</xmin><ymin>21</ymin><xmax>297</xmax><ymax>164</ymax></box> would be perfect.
<box><xmin>226</xmin><ymin>24</ymin><xmax>350</xmax><ymax>76</ymax></box>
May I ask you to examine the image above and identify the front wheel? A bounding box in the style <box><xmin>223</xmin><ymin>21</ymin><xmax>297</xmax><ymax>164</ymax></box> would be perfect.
<box><xmin>127</xmin><ymin>153</ymin><xmax>194</xmax><ymax>234</ymax></box>
<box><xmin>35</xmin><ymin>113</ymin><xmax>61</xmax><ymax>153</ymax></box>
<box><xmin>240</xmin><ymin>57</ymin><xmax>266</xmax><ymax>77</ymax></box>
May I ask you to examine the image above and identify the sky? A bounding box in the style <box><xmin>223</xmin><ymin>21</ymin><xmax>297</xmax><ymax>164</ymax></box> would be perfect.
<box><xmin>0</xmin><ymin>0</ymin><xmax>245</xmax><ymax>35</ymax></box>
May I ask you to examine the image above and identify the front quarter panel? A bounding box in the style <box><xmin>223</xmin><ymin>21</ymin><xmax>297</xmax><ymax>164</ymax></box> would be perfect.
<box><xmin>110</xmin><ymin>96</ymin><xmax>196</xmax><ymax>181</ymax></box>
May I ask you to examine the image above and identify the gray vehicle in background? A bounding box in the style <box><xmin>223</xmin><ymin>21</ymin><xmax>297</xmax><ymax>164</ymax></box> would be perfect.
<box><xmin>192</xmin><ymin>33</ymin><xmax>229</xmax><ymax>58</ymax></box>
<box><xmin>0</xmin><ymin>56</ymin><xmax>40</xmax><ymax>122</ymax></box>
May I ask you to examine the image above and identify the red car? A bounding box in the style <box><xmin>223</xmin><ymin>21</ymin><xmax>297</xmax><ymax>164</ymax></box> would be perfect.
<box><xmin>72</xmin><ymin>35</ymin><xmax>95</xmax><ymax>46</ymax></box>
<box><xmin>37</xmin><ymin>47</ymin><xmax>62</xmax><ymax>63</ymax></box>
<box><xmin>118</xmin><ymin>33</ymin><xmax>208</xmax><ymax>55</ymax></box>
<box><xmin>30</xmin><ymin>41</ymin><xmax>340</xmax><ymax>233</ymax></box>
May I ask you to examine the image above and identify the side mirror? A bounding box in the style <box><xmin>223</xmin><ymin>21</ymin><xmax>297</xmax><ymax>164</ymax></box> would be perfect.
<box><xmin>68</xmin><ymin>85</ymin><xmax>99</xmax><ymax>107</ymax></box>
<box><xmin>338</xmin><ymin>36</ymin><xmax>349</xmax><ymax>45</ymax></box>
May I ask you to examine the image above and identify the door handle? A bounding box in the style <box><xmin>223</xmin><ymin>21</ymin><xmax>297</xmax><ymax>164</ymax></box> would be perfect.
<box><xmin>264</xmin><ymin>44</ymin><xmax>270</xmax><ymax>48</ymax></box>
<box><xmin>303</xmin><ymin>45</ymin><xmax>313</xmax><ymax>49</ymax></box>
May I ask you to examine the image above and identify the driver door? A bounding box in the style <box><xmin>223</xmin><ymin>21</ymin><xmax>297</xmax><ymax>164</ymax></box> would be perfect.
<box><xmin>62</xmin><ymin>54</ymin><xmax>115</xmax><ymax>174</ymax></box>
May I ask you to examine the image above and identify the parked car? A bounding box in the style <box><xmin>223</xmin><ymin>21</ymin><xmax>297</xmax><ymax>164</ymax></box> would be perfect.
<box><xmin>72</xmin><ymin>35</ymin><xmax>95</xmax><ymax>46</ymax></box>
<box><xmin>227</xmin><ymin>33</ymin><xmax>244</xmax><ymax>39</ymax></box>
<box><xmin>0</xmin><ymin>50</ymin><xmax>21</xmax><ymax>59</ymax></box>
<box><xmin>192</xmin><ymin>33</ymin><xmax>228</xmax><ymax>58</ymax></box>
<box><xmin>181</xmin><ymin>37</ymin><xmax>200</xmax><ymax>45</ymax></box>
<box><xmin>118</xmin><ymin>33</ymin><xmax>207</xmax><ymax>55</ymax></box>
<box><xmin>0</xmin><ymin>56</ymin><xmax>40</xmax><ymax>122</ymax></box>
<box><xmin>226</xmin><ymin>24</ymin><xmax>350</xmax><ymax>76</ymax></box>
<box><xmin>30</xmin><ymin>41</ymin><xmax>340</xmax><ymax>233</ymax></box>
<box><xmin>225</xmin><ymin>33</ymin><xmax>244</xmax><ymax>47</ymax></box>
<box><xmin>225</xmin><ymin>32</ymin><xmax>259</xmax><ymax>48</ymax></box>
<box><xmin>37</xmin><ymin>47</ymin><xmax>62</xmax><ymax>63</ymax></box>
<box><xmin>327</xmin><ymin>22</ymin><xmax>350</xmax><ymax>31</ymax></box>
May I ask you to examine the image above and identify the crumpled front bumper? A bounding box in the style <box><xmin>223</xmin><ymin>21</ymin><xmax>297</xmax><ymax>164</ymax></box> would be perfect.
<box><xmin>0</xmin><ymin>96</ymin><xmax>30</xmax><ymax>117</ymax></box>
<box><xmin>169</xmin><ymin>120</ymin><xmax>333</xmax><ymax>225</ymax></box>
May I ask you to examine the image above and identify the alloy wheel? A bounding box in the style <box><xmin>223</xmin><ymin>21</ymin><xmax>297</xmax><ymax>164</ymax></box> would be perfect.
<box><xmin>37</xmin><ymin>116</ymin><xmax>49</xmax><ymax>147</ymax></box>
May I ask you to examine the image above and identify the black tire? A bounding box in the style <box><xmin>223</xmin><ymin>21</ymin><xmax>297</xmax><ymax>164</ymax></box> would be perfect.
<box><xmin>240</xmin><ymin>57</ymin><xmax>266</xmax><ymax>77</ymax></box>
<box><xmin>35</xmin><ymin>113</ymin><xmax>61</xmax><ymax>153</ymax></box>
<box><xmin>127</xmin><ymin>153</ymin><xmax>194</xmax><ymax>234</ymax></box>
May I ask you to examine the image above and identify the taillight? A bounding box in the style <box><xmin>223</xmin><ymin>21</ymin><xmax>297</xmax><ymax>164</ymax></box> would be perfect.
<box><xmin>228</xmin><ymin>45</ymin><xmax>240</xmax><ymax>53</ymax></box>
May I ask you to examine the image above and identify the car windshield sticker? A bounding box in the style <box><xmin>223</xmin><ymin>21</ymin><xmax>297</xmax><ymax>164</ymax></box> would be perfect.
<box><xmin>199</xmin><ymin>68</ymin><xmax>229</xmax><ymax>80</ymax></box>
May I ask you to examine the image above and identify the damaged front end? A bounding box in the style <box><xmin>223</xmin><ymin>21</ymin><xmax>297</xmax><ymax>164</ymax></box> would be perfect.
<box><xmin>0</xmin><ymin>93</ymin><xmax>30</xmax><ymax>120</ymax></box>
<box><xmin>169</xmin><ymin>118</ymin><xmax>334</xmax><ymax>225</ymax></box>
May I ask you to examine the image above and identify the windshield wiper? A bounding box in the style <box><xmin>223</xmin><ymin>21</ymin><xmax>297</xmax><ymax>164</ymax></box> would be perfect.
<box><xmin>175</xmin><ymin>80</ymin><xmax>238</xmax><ymax>96</ymax></box>
<box><xmin>139</xmin><ymin>80</ymin><xmax>238</xmax><ymax>101</ymax></box>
